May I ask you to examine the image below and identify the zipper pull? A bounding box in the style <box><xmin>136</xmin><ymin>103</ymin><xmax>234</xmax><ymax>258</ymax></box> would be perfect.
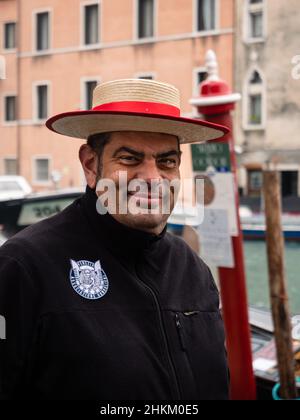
<box><xmin>175</xmin><ymin>313</ymin><xmax>187</xmax><ymax>352</ymax></box>
<box><xmin>183</xmin><ymin>311</ymin><xmax>199</xmax><ymax>317</ymax></box>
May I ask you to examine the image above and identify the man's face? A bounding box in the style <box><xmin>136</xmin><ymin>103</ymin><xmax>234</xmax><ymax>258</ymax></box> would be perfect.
<box><xmin>96</xmin><ymin>131</ymin><xmax>181</xmax><ymax>235</ymax></box>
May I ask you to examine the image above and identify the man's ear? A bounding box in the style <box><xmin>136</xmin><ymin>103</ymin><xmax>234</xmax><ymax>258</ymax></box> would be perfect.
<box><xmin>79</xmin><ymin>144</ymin><xmax>99</xmax><ymax>189</ymax></box>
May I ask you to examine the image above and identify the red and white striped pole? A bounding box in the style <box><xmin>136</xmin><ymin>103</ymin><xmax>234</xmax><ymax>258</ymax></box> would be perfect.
<box><xmin>190</xmin><ymin>50</ymin><xmax>257</xmax><ymax>400</ymax></box>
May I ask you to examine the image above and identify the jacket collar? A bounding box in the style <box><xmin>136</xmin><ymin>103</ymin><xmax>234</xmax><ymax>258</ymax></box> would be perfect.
<box><xmin>80</xmin><ymin>185</ymin><xmax>167</xmax><ymax>258</ymax></box>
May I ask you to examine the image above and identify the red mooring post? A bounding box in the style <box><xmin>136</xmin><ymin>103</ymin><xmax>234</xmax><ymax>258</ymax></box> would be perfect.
<box><xmin>190</xmin><ymin>50</ymin><xmax>257</xmax><ymax>400</ymax></box>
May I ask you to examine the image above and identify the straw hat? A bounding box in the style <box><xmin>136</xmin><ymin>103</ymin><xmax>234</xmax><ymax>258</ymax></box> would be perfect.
<box><xmin>46</xmin><ymin>79</ymin><xmax>229</xmax><ymax>144</ymax></box>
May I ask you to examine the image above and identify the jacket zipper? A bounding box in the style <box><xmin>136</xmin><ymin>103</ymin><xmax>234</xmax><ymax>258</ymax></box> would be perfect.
<box><xmin>175</xmin><ymin>313</ymin><xmax>187</xmax><ymax>352</ymax></box>
<box><xmin>134</xmin><ymin>270</ymin><xmax>182</xmax><ymax>400</ymax></box>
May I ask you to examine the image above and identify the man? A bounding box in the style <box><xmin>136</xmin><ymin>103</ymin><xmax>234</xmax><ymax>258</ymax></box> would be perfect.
<box><xmin>0</xmin><ymin>79</ymin><xmax>229</xmax><ymax>400</ymax></box>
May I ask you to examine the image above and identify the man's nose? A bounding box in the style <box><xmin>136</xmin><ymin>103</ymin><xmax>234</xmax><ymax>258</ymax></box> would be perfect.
<box><xmin>136</xmin><ymin>159</ymin><xmax>162</xmax><ymax>182</ymax></box>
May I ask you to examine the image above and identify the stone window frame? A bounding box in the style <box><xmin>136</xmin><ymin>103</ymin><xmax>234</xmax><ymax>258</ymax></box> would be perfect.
<box><xmin>244</xmin><ymin>0</ymin><xmax>267</xmax><ymax>44</ymax></box>
<box><xmin>80</xmin><ymin>0</ymin><xmax>101</xmax><ymax>48</ymax></box>
<box><xmin>32</xmin><ymin>8</ymin><xmax>52</xmax><ymax>54</ymax></box>
<box><xmin>3</xmin><ymin>156</ymin><xmax>18</xmax><ymax>176</ymax></box>
<box><xmin>193</xmin><ymin>66</ymin><xmax>208</xmax><ymax>96</ymax></box>
<box><xmin>134</xmin><ymin>0</ymin><xmax>157</xmax><ymax>42</ymax></box>
<box><xmin>2</xmin><ymin>92</ymin><xmax>17</xmax><ymax>126</ymax></box>
<box><xmin>32</xmin><ymin>81</ymin><xmax>51</xmax><ymax>124</ymax></box>
<box><xmin>80</xmin><ymin>76</ymin><xmax>101</xmax><ymax>110</ymax></box>
<box><xmin>243</xmin><ymin>67</ymin><xmax>266</xmax><ymax>131</ymax></box>
<box><xmin>193</xmin><ymin>0</ymin><xmax>220</xmax><ymax>35</ymax></box>
<box><xmin>3</xmin><ymin>21</ymin><xmax>17</xmax><ymax>51</ymax></box>
<box><xmin>32</xmin><ymin>155</ymin><xmax>52</xmax><ymax>186</ymax></box>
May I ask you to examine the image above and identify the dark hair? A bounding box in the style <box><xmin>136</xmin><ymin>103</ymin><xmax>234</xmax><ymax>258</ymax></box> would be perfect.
<box><xmin>87</xmin><ymin>132</ymin><xmax>112</xmax><ymax>179</ymax></box>
<box><xmin>87</xmin><ymin>132</ymin><xmax>112</xmax><ymax>158</ymax></box>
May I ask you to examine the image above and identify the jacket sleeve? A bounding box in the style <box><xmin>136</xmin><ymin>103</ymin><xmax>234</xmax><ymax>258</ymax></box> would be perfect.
<box><xmin>0</xmin><ymin>254</ymin><xmax>39</xmax><ymax>400</ymax></box>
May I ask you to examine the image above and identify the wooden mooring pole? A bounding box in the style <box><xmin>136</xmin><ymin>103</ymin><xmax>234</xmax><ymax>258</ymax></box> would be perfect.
<box><xmin>263</xmin><ymin>171</ymin><xmax>298</xmax><ymax>400</ymax></box>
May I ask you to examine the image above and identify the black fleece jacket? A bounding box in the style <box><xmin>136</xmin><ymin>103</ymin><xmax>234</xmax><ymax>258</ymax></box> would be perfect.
<box><xmin>0</xmin><ymin>186</ymin><xmax>229</xmax><ymax>400</ymax></box>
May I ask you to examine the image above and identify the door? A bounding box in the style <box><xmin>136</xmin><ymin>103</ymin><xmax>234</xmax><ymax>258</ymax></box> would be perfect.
<box><xmin>281</xmin><ymin>171</ymin><xmax>298</xmax><ymax>197</ymax></box>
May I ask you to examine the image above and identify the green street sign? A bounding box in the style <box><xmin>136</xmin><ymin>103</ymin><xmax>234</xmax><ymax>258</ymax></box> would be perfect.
<box><xmin>191</xmin><ymin>143</ymin><xmax>231</xmax><ymax>172</ymax></box>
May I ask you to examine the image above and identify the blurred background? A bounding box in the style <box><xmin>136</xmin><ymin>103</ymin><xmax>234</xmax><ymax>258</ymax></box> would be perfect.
<box><xmin>0</xmin><ymin>0</ymin><xmax>299</xmax><ymax>315</ymax></box>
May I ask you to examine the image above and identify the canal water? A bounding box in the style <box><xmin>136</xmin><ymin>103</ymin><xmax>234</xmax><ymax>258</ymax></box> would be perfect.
<box><xmin>244</xmin><ymin>241</ymin><xmax>300</xmax><ymax>316</ymax></box>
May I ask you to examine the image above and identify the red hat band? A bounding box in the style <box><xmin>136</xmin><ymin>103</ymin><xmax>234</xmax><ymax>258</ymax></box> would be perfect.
<box><xmin>92</xmin><ymin>101</ymin><xmax>180</xmax><ymax>118</ymax></box>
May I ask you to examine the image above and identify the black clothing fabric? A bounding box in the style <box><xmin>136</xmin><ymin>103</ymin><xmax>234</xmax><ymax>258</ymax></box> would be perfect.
<box><xmin>0</xmin><ymin>186</ymin><xmax>229</xmax><ymax>400</ymax></box>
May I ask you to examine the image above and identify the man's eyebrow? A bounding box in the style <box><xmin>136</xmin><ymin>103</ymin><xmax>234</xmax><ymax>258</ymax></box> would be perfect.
<box><xmin>112</xmin><ymin>147</ymin><xmax>145</xmax><ymax>158</ymax></box>
<box><xmin>112</xmin><ymin>147</ymin><xmax>182</xmax><ymax>160</ymax></box>
<box><xmin>157</xmin><ymin>150</ymin><xmax>182</xmax><ymax>159</ymax></box>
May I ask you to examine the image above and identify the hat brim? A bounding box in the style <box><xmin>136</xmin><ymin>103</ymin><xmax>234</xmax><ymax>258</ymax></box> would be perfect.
<box><xmin>46</xmin><ymin>110</ymin><xmax>229</xmax><ymax>144</ymax></box>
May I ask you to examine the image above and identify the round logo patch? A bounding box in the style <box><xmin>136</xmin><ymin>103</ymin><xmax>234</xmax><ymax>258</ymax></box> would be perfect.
<box><xmin>70</xmin><ymin>259</ymin><xmax>109</xmax><ymax>300</ymax></box>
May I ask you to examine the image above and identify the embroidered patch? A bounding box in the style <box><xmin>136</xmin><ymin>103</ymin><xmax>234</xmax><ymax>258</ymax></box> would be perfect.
<box><xmin>70</xmin><ymin>259</ymin><xmax>109</xmax><ymax>300</ymax></box>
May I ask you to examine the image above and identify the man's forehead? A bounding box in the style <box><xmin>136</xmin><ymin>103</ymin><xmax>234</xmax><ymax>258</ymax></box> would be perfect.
<box><xmin>108</xmin><ymin>131</ymin><xmax>179</xmax><ymax>152</ymax></box>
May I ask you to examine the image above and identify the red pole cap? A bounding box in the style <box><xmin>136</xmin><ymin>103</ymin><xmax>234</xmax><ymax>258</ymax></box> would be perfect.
<box><xmin>190</xmin><ymin>50</ymin><xmax>241</xmax><ymax>115</ymax></box>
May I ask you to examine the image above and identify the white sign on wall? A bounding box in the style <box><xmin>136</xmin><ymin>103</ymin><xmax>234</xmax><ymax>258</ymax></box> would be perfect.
<box><xmin>196</xmin><ymin>172</ymin><xmax>239</xmax><ymax>236</ymax></box>
<box><xmin>198</xmin><ymin>209</ymin><xmax>235</xmax><ymax>268</ymax></box>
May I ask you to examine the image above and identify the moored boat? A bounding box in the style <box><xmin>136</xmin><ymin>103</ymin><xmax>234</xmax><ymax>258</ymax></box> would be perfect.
<box><xmin>241</xmin><ymin>214</ymin><xmax>300</xmax><ymax>241</ymax></box>
<box><xmin>0</xmin><ymin>188</ymin><xmax>83</xmax><ymax>238</ymax></box>
<box><xmin>250</xmin><ymin>307</ymin><xmax>300</xmax><ymax>400</ymax></box>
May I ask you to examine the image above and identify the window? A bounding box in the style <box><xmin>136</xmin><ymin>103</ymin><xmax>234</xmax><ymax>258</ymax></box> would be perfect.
<box><xmin>247</xmin><ymin>0</ymin><xmax>265</xmax><ymax>40</ymax></box>
<box><xmin>250</xmin><ymin>12</ymin><xmax>263</xmax><ymax>38</ymax></box>
<box><xmin>81</xmin><ymin>78</ymin><xmax>100</xmax><ymax>110</ymax></box>
<box><xmin>4</xmin><ymin>158</ymin><xmax>17</xmax><ymax>175</ymax></box>
<box><xmin>4</xmin><ymin>22</ymin><xmax>16</xmax><ymax>49</ymax></box>
<box><xmin>193</xmin><ymin>68</ymin><xmax>208</xmax><ymax>95</ymax></box>
<box><xmin>35</xmin><ymin>85</ymin><xmax>48</xmax><ymax>120</ymax></box>
<box><xmin>34</xmin><ymin>158</ymin><xmax>50</xmax><ymax>182</ymax></box>
<box><xmin>248</xmin><ymin>71</ymin><xmax>262</xmax><ymax>125</ymax></box>
<box><xmin>197</xmin><ymin>0</ymin><xmax>216</xmax><ymax>32</ymax></box>
<box><xmin>249</xmin><ymin>70</ymin><xmax>262</xmax><ymax>84</ymax></box>
<box><xmin>197</xmin><ymin>70</ymin><xmax>208</xmax><ymax>85</ymax></box>
<box><xmin>197</xmin><ymin>69</ymin><xmax>208</xmax><ymax>89</ymax></box>
<box><xmin>137</xmin><ymin>74</ymin><xmax>154</xmax><ymax>80</ymax></box>
<box><xmin>244</xmin><ymin>70</ymin><xmax>265</xmax><ymax>129</ymax></box>
<box><xmin>249</xmin><ymin>95</ymin><xmax>262</xmax><ymax>125</ymax></box>
<box><xmin>84</xmin><ymin>4</ymin><xmax>99</xmax><ymax>45</ymax></box>
<box><xmin>36</xmin><ymin>12</ymin><xmax>50</xmax><ymax>51</ymax></box>
<box><xmin>85</xmin><ymin>80</ymin><xmax>98</xmax><ymax>109</ymax></box>
<box><xmin>4</xmin><ymin>96</ymin><xmax>16</xmax><ymax>122</ymax></box>
<box><xmin>281</xmin><ymin>171</ymin><xmax>298</xmax><ymax>198</ymax></box>
<box><xmin>138</xmin><ymin>0</ymin><xmax>154</xmax><ymax>39</ymax></box>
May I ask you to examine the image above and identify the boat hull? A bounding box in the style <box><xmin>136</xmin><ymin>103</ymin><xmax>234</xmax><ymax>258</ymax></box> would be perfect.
<box><xmin>243</xmin><ymin>228</ymin><xmax>300</xmax><ymax>241</ymax></box>
<box><xmin>0</xmin><ymin>190</ymin><xmax>83</xmax><ymax>237</ymax></box>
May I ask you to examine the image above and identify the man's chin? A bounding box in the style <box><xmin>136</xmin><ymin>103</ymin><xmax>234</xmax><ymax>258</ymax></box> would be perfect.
<box><xmin>113</xmin><ymin>213</ymin><xmax>169</xmax><ymax>233</ymax></box>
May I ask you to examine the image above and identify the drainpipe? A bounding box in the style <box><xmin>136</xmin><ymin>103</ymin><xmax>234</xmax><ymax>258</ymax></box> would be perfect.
<box><xmin>16</xmin><ymin>0</ymin><xmax>21</xmax><ymax>175</ymax></box>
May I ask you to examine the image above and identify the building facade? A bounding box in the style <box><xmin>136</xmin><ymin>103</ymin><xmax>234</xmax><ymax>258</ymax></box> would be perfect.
<box><xmin>0</xmin><ymin>0</ymin><xmax>234</xmax><ymax>191</ymax></box>
<box><xmin>235</xmin><ymin>0</ymin><xmax>300</xmax><ymax>199</ymax></box>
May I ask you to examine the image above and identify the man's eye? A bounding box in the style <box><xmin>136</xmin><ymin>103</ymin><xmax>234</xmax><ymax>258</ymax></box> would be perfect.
<box><xmin>158</xmin><ymin>159</ymin><xmax>177</xmax><ymax>168</ymax></box>
<box><xmin>119</xmin><ymin>156</ymin><xmax>139</xmax><ymax>163</ymax></box>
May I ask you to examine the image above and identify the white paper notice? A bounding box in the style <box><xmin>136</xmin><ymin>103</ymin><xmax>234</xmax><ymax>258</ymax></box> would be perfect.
<box><xmin>196</xmin><ymin>172</ymin><xmax>239</xmax><ymax>236</ymax></box>
<box><xmin>198</xmin><ymin>209</ymin><xmax>235</xmax><ymax>268</ymax></box>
